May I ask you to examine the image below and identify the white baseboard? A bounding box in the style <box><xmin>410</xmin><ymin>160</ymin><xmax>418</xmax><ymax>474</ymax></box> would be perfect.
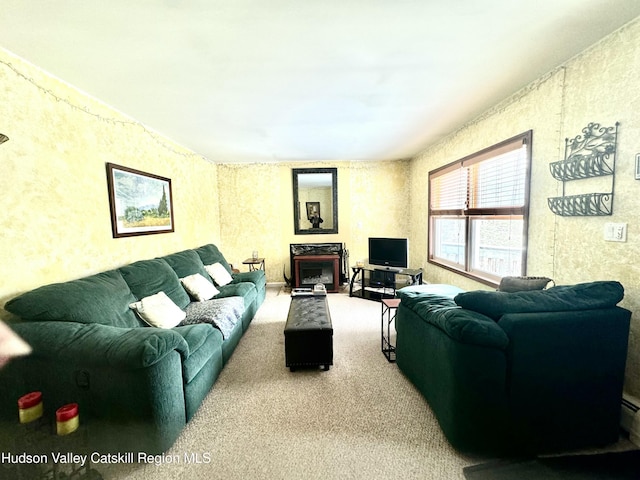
<box><xmin>621</xmin><ymin>393</ymin><xmax>640</xmax><ymax>447</ymax></box>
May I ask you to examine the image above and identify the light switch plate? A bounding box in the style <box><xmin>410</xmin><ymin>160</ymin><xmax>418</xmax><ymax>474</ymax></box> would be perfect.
<box><xmin>604</xmin><ymin>222</ymin><xmax>627</xmax><ymax>242</ymax></box>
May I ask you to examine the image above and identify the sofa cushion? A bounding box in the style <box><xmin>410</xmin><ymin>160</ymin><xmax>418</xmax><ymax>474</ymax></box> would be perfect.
<box><xmin>173</xmin><ymin>324</ymin><xmax>223</xmax><ymax>384</ymax></box>
<box><xmin>161</xmin><ymin>249</ymin><xmax>209</xmax><ymax>280</ymax></box>
<box><xmin>217</xmin><ymin>282</ymin><xmax>257</xmax><ymax>308</ymax></box>
<box><xmin>398</xmin><ymin>291</ymin><xmax>508</xmax><ymax>349</ymax></box>
<box><xmin>119</xmin><ymin>258</ymin><xmax>190</xmax><ymax>309</ymax></box>
<box><xmin>129</xmin><ymin>292</ymin><xmax>186</xmax><ymax>329</ymax></box>
<box><xmin>4</xmin><ymin>269</ymin><xmax>142</xmax><ymax>328</ymax></box>
<box><xmin>454</xmin><ymin>281</ymin><xmax>625</xmax><ymax>321</ymax></box>
<box><xmin>232</xmin><ymin>270</ymin><xmax>266</xmax><ymax>290</ymax></box>
<box><xmin>194</xmin><ymin>244</ymin><xmax>232</xmax><ymax>274</ymax></box>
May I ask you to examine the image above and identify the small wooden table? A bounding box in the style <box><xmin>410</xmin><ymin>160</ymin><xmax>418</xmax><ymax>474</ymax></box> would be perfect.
<box><xmin>242</xmin><ymin>257</ymin><xmax>265</xmax><ymax>271</ymax></box>
<box><xmin>381</xmin><ymin>298</ymin><xmax>401</xmax><ymax>362</ymax></box>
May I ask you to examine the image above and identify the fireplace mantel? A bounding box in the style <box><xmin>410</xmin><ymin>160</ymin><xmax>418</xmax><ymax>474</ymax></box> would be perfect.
<box><xmin>289</xmin><ymin>243</ymin><xmax>347</xmax><ymax>290</ymax></box>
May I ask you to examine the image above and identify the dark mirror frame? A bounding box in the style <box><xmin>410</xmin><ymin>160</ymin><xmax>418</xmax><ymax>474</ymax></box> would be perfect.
<box><xmin>292</xmin><ymin>167</ymin><xmax>338</xmax><ymax>235</ymax></box>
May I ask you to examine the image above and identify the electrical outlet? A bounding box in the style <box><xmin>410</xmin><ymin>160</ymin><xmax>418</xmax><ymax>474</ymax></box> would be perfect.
<box><xmin>604</xmin><ymin>222</ymin><xmax>627</xmax><ymax>242</ymax></box>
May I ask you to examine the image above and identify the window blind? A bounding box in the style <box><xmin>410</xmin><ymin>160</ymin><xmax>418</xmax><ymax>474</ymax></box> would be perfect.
<box><xmin>469</xmin><ymin>145</ymin><xmax>527</xmax><ymax>209</ymax></box>
<box><xmin>430</xmin><ymin>137</ymin><xmax>528</xmax><ymax>214</ymax></box>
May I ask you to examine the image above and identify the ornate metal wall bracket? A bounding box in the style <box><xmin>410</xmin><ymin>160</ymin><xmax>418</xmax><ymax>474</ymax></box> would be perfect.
<box><xmin>547</xmin><ymin>192</ymin><xmax>613</xmax><ymax>216</ymax></box>
<box><xmin>547</xmin><ymin>122</ymin><xmax>618</xmax><ymax>216</ymax></box>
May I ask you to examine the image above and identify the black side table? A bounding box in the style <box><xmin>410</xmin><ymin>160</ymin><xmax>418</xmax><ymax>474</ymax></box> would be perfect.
<box><xmin>381</xmin><ymin>298</ymin><xmax>400</xmax><ymax>362</ymax></box>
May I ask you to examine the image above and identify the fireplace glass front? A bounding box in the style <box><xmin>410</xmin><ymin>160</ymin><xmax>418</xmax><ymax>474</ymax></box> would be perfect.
<box><xmin>293</xmin><ymin>254</ymin><xmax>340</xmax><ymax>292</ymax></box>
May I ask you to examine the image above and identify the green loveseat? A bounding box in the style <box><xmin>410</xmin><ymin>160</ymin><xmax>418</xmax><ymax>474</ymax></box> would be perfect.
<box><xmin>0</xmin><ymin>243</ymin><xmax>266</xmax><ymax>454</ymax></box>
<box><xmin>395</xmin><ymin>281</ymin><xmax>631</xmax><ymax>455</ymax></box>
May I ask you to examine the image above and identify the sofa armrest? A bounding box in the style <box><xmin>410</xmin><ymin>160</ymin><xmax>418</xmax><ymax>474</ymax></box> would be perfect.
<box><xmin>10</xmin><ymin>321</ymin><xmax>189</xmax><ymax>369</ymax></box>
<box><xmin>1</xmin><ymin>321</ymin><xmax>190</xmax><ymax>454</ymax></box>
<box><xmin>397</xmin><ymin>295</ymin><xmax>509</xmax><ymax>349</ymax></box>
<box><xmin>498</xmin><ymin>307</ymin><xmax>631</xmax><ymax>448</ymax></box>
<box><xmin>498</xmin><ymin>307</ymin><xmax>631</xmax><ymax>378</ymax></box>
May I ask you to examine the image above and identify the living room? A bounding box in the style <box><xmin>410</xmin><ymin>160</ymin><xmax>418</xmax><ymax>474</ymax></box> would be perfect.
<box><xmin>1</xmin><ymin>3</ymin><xmax>640</xmax><ymax>479</ymax></box>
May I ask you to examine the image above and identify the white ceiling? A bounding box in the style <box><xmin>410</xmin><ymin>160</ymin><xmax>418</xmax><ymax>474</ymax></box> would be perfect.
<box><xmin>3</xmin><ymin>1</ymin><xmax>640</xmax><ymax>163</ymax></box>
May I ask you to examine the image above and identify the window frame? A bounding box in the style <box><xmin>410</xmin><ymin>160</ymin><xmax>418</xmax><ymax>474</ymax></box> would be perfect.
<box><xmin>428</xmin><ymin>131</ymin><xmax>533</xmax><ymax>287</ymax></box>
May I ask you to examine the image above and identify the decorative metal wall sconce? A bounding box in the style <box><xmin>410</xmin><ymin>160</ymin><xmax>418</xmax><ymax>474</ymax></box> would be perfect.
<box><xmin>547</xmin><ymin>122</ymin><xmax>619</xmax><ymax>216</ymax></box>
<box><xmin>0</xmin><ymin>134</ymin><xmax>8</xmax><ymax>145</ymax></box>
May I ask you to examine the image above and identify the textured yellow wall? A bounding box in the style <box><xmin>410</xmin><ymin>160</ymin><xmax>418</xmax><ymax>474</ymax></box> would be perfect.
<box><xmin>0</xmin><ymin>48</ymin><xmax>222</xmax><ymax>315</ymax></box>
<box><xmin>216</xmin><ymin>160</ymin><xmax>411</xmax><ymax>283</ymax></box>
<box><xmin>410</xmin><ymin>71</ymin><xmax>563</xmax><ymax>289</ymax></box>
<box><xmin>410</xmin><ymin>17</ymin><xmax>640</xmax><ymax>396</ymax></box>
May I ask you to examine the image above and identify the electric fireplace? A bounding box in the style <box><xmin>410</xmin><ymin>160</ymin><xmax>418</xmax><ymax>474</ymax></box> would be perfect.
<box><xmin>293</xmin><ymin>254</ymin><xmax>340</xmax><ymax>292</ymax></box>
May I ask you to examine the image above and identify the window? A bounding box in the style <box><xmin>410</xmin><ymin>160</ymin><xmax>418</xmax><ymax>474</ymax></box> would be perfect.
<box><xmin>428</xmin><ymin>131</ymin><xmax>532</xmax><ymax>286</ymax></box>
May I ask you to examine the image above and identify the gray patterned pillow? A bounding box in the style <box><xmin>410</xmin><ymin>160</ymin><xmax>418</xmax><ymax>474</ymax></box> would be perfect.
<box><xmin>498</xmin><ymin>276</ymin><xmax>553</xmax><ymax>293</ymax></box>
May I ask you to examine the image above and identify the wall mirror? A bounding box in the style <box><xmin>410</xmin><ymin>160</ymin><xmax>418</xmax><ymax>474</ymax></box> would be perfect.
<box><xmin>292</xmin><ymin>167</ymin><xmax>338</xmax><ymax>235</ymax></box>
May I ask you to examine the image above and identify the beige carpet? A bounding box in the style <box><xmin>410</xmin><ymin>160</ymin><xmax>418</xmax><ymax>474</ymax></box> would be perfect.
<box><xmin>98</xmin><ymin>286</ymin><xmax>486</xmax><ymax>480</ymax></box>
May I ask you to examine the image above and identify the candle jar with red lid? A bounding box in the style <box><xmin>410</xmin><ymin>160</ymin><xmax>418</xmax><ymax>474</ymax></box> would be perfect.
<box><xmin>56</xmin><ymin>403</ymin><xmax>79</xmax><ymax>435</ymax></box>
<box><xmin>18</xmin><ymin>391</ymin><xmax>43</xmax><ymax>424</ymax></box>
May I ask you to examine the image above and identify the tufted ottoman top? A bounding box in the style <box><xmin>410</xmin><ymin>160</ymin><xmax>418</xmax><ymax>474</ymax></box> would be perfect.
<box><xmin>285</xmin><ymin>296</ymin><xmax>333</xmax><ymax>332</ymax></box>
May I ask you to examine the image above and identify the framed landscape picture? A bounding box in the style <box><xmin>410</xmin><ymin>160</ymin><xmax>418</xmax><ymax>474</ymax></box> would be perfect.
<box><xmin>106</xmin><ymin>163</ymin><xmax>174</xmax><ymax>238</ymax></box>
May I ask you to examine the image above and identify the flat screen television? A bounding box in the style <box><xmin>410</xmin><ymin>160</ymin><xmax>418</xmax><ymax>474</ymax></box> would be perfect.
<box><xmin>368</xmin><ymin>237</ymin><xmax>408</xmax><ymax>270</ymax></box>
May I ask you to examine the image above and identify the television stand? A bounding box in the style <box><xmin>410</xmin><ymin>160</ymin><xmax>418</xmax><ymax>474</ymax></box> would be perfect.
<box><xmin>349</xmin><ymin>264</ymin><xmax>423</xmax><ymax>301</ymax></box>
<box><xmin>377</xmin><ymin>266</ymin><xmax>403</xmax><ymax>273</ymax></box>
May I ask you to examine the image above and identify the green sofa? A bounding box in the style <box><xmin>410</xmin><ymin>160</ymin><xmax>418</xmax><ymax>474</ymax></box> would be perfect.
<box><xmin>0</xmin><ymin>244</ymin><xmax>266</xmax><ymax>454</ymax></box>
<box><xmin>395</xmin><ymin>281</ymin><xmax>631</xmax><ymax>455</ymax></box>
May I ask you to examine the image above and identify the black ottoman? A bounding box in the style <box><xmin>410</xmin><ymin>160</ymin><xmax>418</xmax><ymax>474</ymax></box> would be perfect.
<box><xmin>284</xmin><ymin>295</ymin><xmax>333</xmax><ymax>371</ymax></box>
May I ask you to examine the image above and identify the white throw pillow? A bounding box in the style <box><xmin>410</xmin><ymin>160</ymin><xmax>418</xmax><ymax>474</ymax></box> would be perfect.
<box><xmin>205</xmin><ymin>263</ymin><xmax>233</xmax><ymax>287</ymax></box>
<box><xmin>129</xmin><ymin>291</ymin><xmax>186</xmax><ymax>329</ymax></box>
<box><xmin>181</xmin><ymin>273</ymin><xmax>219</xmax><ymax>301</ymax></box>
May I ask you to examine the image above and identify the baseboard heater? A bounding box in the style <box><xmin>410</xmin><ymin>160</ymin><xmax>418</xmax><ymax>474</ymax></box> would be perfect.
<box><xmin>621</xmin><ymin>393</ymin><xmax>640</xmax><ymax>447</ymax></box>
